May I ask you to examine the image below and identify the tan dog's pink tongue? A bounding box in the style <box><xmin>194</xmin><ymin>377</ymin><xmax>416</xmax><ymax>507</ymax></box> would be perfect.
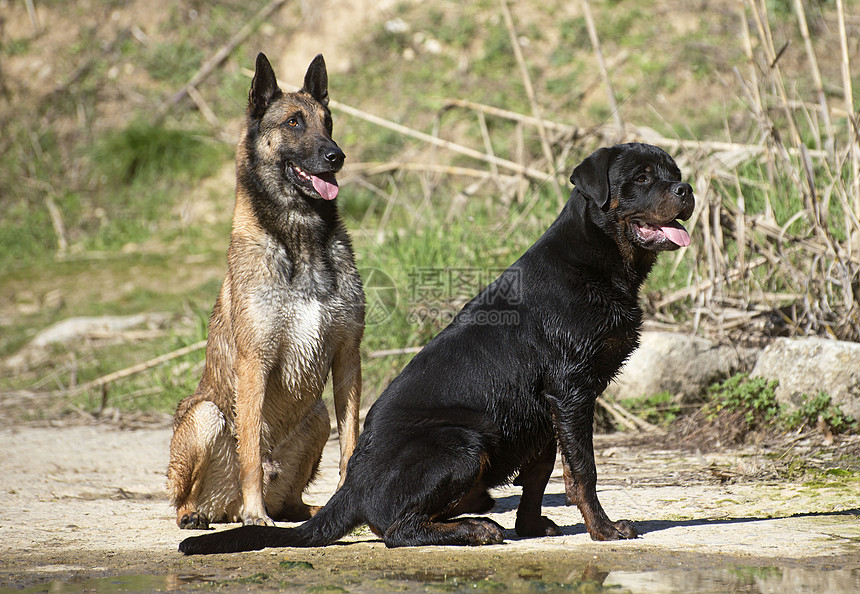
<box><xmin>661</xmin><ymin>221</ymin><xmax>691</xmax><ymax>247</ymax></box>
<box><xmin>312</xmin><ymin>173</ymin><xmax>339</xmax><ymax>201</ymax></box>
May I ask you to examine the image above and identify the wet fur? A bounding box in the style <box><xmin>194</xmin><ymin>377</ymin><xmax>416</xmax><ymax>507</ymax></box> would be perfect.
<box><xmin>167</xmin><ymin>53</ymin><xmax>364</xmax><ymax>529</ymax></box>
<box><xmin>179</xmin><ymin>142</ymin><xmax>694</xmax><ymax>554</ymax></box>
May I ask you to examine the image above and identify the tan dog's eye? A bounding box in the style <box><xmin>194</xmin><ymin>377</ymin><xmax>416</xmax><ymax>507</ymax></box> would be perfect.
<box><xmin>286</xmin><ymin>118</ymin><xmax>299</xmax><ymax>128</ymax></box>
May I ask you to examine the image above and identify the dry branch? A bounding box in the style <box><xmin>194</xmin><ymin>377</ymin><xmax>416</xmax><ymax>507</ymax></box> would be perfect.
<box><xmin>332</xmin><ymin>99</ymin><xmax>555</xmax><ymax>182</ymax></box>
<box><xmin>499</xmin><ymin>0</ymin><xmax>564</xmax><ymax>204</ymax></box>
<box><xmin>444</xmin><ymin>97</ymin><xmax>584</xmax><ymax>136</ymax></box>
<box><xmin>368</xmin><ymin>346</ymin><xmax>423</xmax><ymax>359</ymax></box>
<box><xmin>654</xmin><ymin>255</ymin><xmax>770</xmax><ymax>310</ymax></box>
<box><xmin>793</xmin><ymin>0</ymin><xmax>835</xmax><ymax>150</ymax></box>
<box><xmin>45</xmin><ymin>196</ymin><xmax>68</xmax><ymax>255</ymax></box>
<box><xmin>597</xmin><ymin>396</ymin><xmax>664</xmax><ymax>433</ymax></box>
<box><xmin>24</xmin><ymin>0</ymin><xmax>40</xmax><ymax>34</ymax></box>
<box><xmin>444</xmin><ymin>98</ymin><xmax>828</xmax><ymax>160</ymax></box>
<box><xmin>65</xmin><ymin>340</ymin><xmax>206</xmax><ymax>399</ymax></box>
<box><xmin>580</xmin><ymin>0</ymin><xmax>623</xmax><ymax>135</ymax></box>
<box><xmin>346</xmin><ymin>161</ymin><xmax>517</xmax><ymax>182</ymax></box>
<box><xmin>155</xmin><ymin>0</ymin><xmax>290</xmax><ymax>122</ymax></box>
<box><xmin>186</xmin><ymin>85</ymin><xmax>219</xmax><ymax>127</ymax></box>
<box><xmin>836</xmin><ymin>0</ymin><xmax>860</xmax><ymax>220</ymax></box>
<box><xmin>262</xmin><ymin>72</ymin><xmax>557</xmax><ymax>183</ymax></box>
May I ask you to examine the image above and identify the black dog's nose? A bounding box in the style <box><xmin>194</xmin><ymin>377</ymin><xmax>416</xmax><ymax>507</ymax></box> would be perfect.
<box><xmin>672</xmin><ymin>182</ymin><xmax>693</xmax><ymax>198</ymax></box>
<box><xmin>324</xmin><ymin>146</ymin><xmax>345</xmax><ymax>167</ymax></box>
<box><xmin>672</xmin><ymin>182</ymin><xmax>695</xmax><ymax>219</ymax></box>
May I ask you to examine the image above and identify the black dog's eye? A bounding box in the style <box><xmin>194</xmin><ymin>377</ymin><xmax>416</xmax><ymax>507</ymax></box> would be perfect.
<box><xmin>635</xmin><ymin>174</ymin><xmax>648</xmax><ymax>183</ymax></box>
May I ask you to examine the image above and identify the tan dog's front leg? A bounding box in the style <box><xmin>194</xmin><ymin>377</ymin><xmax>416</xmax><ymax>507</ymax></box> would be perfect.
<box><xmin>332</xmin><ymin>340</ymin><xmax>361</xmax><ymax>486</ymax></box>
<box><xmin>235</xmin><ymin>356</ymin><xmax>274</xmax><ymax>526</ymax></box>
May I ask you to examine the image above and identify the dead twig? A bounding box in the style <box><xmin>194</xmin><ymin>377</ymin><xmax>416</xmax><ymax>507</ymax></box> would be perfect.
<box><xmin>499</xmin><ymin>0</ymin><xmax>564</xmax><ymax>205</ymax></box>
<box><xmin>443</xmin><ymin>97</ymin><xmax>828</xmax><ymax>160</ymax></box>
<box><xmin>345</xmin><ymin>161</ymin><xmax>517</xmax><ymax>182</ymax></box>
<box><xmin>45</xmin><ymin>196</ymin><xmax>68</xmax><ymax>256</ymax></box>
<box><xmin>835</xmin><ymin>0</ymin><xmax>860</xmax><ymax>221</ymax></box>
<box><xmin>186</xmin><ymin>85</ymin><xmax>219</xmax><ymax>127</ymax></box>
<box><xmin>368</xmin><ymin>347</ymin><xmax>423</xmax><ymax>359</ymax></box>
<box><xmin>579</xmin><ymin>0</ymin><xmax>623</xmax><ymax>136</ymax></box>
<box><xmin>597</xmin><ymin>396</ymin><xmax>665</xmax><ymax>434</ymax></box>
<box><xmin>792</xmin><ymin>0</ymin><xmax>835</xmax><ymax>152</ymax></box>
<box><xmin>444</xmin><ymin>97</ymin><xmax>584</xmax><ymax>136</ymax></box>
<box><xmin>156</xmin><ymin>0</ymin><xmax>291</xmax><ymax>122</ymax></box>
<box><xmin>654</xmin><ymin>255</ymin><xmax>770</xmax><ymax>310</ymax></box>
<box><xmin>24</xmin><ymin>0</ymin><xmax>40</xmax><ymax>34</ymax></box>
<box><xmin>261</xmin><ymin>72</ymin><xmax>556</xmax><ymax>182</ymax></box>
<box><xmin>64</xmin><ymin>340</ymin><xmax>206</xmax><ymax>400</ymax></box>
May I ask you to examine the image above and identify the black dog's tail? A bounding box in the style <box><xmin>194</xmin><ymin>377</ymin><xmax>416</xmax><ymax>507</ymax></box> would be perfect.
<box><xmin>178</xmin><ymin>489</ymin><xmax>360</xmax><ymax>555</ymax></box>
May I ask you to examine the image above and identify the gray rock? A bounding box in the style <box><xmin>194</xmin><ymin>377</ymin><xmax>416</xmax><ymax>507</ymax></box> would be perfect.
<box><xmin>608</xmin><ymin>331</ymin><xmax>752</xmax><ymax>402</ymax></box>
<box><xmin>750</xmin><ymin>337</ymin><xmax>860</xmax><ymax>421</ymax></box>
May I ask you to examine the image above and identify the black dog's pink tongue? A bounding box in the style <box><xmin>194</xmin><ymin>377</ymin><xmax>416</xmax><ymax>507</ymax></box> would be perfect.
<box><xmin>311</xmin><ymin>172</ymin><xmax>339</xmax><ymax>201</ymax></box>
<box><xmin>661</xmin><ymin>221</ymin><xmax>691</xmax><ymax>247</ymax></box>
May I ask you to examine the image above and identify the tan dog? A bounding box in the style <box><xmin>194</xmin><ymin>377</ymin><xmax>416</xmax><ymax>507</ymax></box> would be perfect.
<box><xmin>167</xmin><ymin>53</ymin><xmax>364</xmax><ymax>529</ymax></box>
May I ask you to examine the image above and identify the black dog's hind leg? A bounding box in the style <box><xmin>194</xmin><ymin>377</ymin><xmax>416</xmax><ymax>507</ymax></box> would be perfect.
<box><xmin>549</xmin><ymin>392</ymin><xmax>638</xmax><ymax>540</ymax></box>
<box><xmin>374</xmin><ymin>429</ymin><xmax>505</xmax><ymax>548</ymax></box>
<box><xmin>441</xmin><ymin>480</ymin><xmax>495</xmax><ymax>519</ymax></box>
<box><xmin>512</xmin><ymin>440</ymin><xmax>562</xmax><ymax>537</ymax></box>
<box><xmin>383</xmin><ymin>516</ymin><xmax>505</xmax><ymax>548</ymax></box>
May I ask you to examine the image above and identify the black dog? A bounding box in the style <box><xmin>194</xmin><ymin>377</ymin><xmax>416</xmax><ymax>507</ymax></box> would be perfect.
<box><xmin>179</xmin><ymin>142</ymin><xmax>695</xmax><ymax>554</ymax></box>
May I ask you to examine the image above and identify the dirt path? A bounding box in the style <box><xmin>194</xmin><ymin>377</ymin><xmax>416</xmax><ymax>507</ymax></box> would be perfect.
<box><xmin>1</xmin><ymin>422</ymin><xmax>858</xmax><ymax>592</ymax></box>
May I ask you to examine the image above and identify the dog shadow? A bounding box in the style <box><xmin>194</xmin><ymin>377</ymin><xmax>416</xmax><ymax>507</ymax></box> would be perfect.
<box><xmin>493</xmin><ymin>494</ymin><xmax>860</xmax><ymax>539</ymax></box>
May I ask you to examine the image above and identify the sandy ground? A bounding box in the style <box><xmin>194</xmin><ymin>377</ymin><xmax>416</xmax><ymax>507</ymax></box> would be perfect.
<box><xmin>1</xmin><ymin>421</ymin><xmax>859</xmax><ymax>592</ymax></box>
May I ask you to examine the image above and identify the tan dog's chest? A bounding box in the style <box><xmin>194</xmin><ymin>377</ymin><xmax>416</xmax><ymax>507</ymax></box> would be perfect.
<box><xmin>223</xmin><ymin>234</ymin><xmax>361</xmax><ymax>416</ymax></box>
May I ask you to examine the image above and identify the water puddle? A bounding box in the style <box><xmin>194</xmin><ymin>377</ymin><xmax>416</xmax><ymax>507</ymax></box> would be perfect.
<box><xmin>17</xmin><ymin>564</ymin><xmax>860</xmax><ymax>592</ymax></box>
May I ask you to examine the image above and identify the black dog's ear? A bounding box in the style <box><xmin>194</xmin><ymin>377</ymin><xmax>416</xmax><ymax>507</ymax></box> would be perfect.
<box><xmin>249</xmin><ymin>53</ymin><xmax>282</xmax><ymax>119</ymax></box>
<box><xmin>302</xmin><ymin>54</ymin><xmax>329</xmax><ymax>107</ymax></box>
<box><xmin>570</xmin><ymin>147</ymin><xmax>616</xmax><ymax>209</ymax></box>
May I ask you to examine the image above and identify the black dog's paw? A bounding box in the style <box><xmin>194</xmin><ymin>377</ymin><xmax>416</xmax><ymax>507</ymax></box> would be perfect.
<box><xmin>179</xmin><ymin>512</ymin><xmax>210</xmax><ymax>530</ymax></box>
<box><xmin>515</xmin><ymin>515</ymin><xmax>562</xmax><ymax>538</ymax></box>
<box><xmin>613</xmin><ymin>519</ymin><xmax>639</xmax><ymax>539</ymax></box>
<box><xmin>462</xmin><ymin>518</ymin><xmax>506</xmax><ymax>545</ymax></box>
<box><xmin>589</xmin><ymin>519</ymin><xmax>638</xmax><ymax>541</ymax></box>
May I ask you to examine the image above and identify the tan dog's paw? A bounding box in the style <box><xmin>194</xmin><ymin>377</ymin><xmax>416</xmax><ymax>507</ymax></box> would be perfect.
<box><xmin>240</xmin><ymin>511</ymin><xmax>275</xmax><ymax>526</ymax></box>
<box><xmin>179</xmin><ymin>512</ymin><xmax>210</xmax><ymax>530</ymax></box>
<box><xmin>240</xmin><ymin>505</ymin><xmax>275</xmax><ymax>527</ymax></box>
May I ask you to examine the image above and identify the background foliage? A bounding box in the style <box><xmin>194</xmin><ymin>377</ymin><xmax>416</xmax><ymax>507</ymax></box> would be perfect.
<box><xmin>0</xmin><ymin>0</ymin><xmax>857</xmax><ymax>424</ymax></box>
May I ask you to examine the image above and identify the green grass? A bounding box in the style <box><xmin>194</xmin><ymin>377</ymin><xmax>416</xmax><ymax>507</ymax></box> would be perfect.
<box><xmin>620</xmin><ymin>391</ymin><xmax>682</xmax><ymax>427</ymax></box>
<box><xmin>1</xmin><ymin>0</ymin><xmax>856</xmax><ymax>417</ymax></box>
<box><xmin>707</xmin><ymin>374</ymin><xmax>782</xmax><ymax>428</ymax></box>
<box><xmin>144</xmin><ymin>41</ymin><xmax>204</xmax><ymax>85</ymax></box>
<box><xmin>92</xmin><ymin>120</ymin><xmax>226</xmax><ymax>186</ymax></box>
<box><xmin>706</xmin><ymin>373</ymin><xmax>857</xmax><ymax>435</ymax></box>
<box><xmin>349</xmin><ymin>181</ymin><xmax>561</xmax><ymax>398</ymax></box>
<box><xmin>784</xmin><ymin>391</ymin><xmax>858</xmax><ymax>435</ymax></box>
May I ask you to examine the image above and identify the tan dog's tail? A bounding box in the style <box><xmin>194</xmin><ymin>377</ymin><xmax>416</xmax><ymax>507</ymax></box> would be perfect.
<box><xmin>178</xmin><ymin>488</ymin><xmax>359</xmax><ymax>554</ymax></box>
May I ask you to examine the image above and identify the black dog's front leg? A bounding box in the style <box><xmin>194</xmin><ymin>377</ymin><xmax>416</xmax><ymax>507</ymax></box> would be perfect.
<box><xmin>548</xmin><ymin>392</ymin><xmax>638</xmax><ymax>540</ymax></box>
<box><xmin>512</xmin><ymin>440</ymin><xmax>562</xmax><ymax>537</ymax></box>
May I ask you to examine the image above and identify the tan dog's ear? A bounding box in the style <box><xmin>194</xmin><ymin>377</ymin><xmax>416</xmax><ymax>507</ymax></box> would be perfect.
<box><xmin>570</xmin><ymin>147</ymin><xmax>617</xmax><ymax>209</ymax></box>
<box><xmin>249</xmin><ymin>53</ymin><xmax>282</xmax><ymax>119</ymax></box>
<box><xmin>302</xmin><ymin>54</ymin><xmax>329</xmax><ymax>108</ymax></box>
